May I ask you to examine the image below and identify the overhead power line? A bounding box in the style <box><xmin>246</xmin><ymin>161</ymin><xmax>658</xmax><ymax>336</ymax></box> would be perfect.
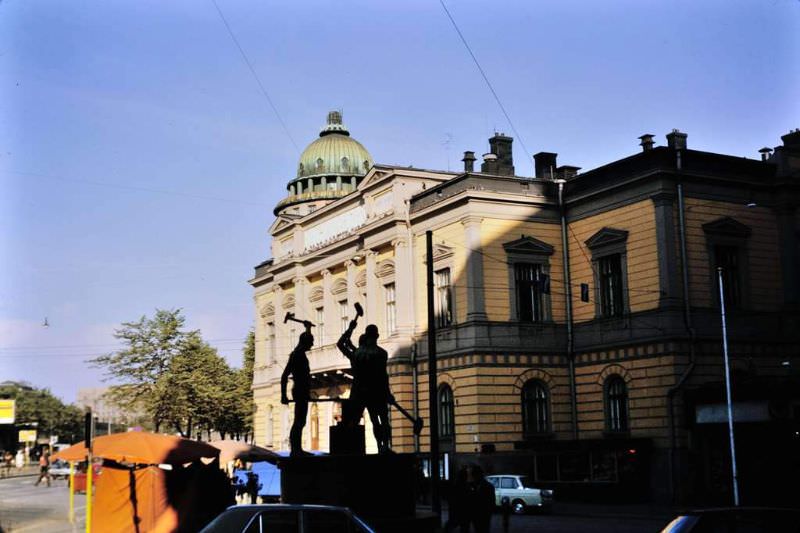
<box><xmin>438</xmin><ymin>0</ymin><xmax>532</xmax><ymax>168</ymax></box>
<box><xmin>211</xmin><ymin>0</ymin><xmax>300</xmax><ymax>152</ymax></box>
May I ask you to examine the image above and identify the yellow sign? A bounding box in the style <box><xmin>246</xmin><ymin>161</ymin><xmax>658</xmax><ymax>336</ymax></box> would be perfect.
<box><xmin>18</xmin><ymin>430</ymin><xmax>37</xmax><ymax>443</ymax></box>
<box><xmin>0</xmin><ymin>399</ymin><xmax>14</xmax><ymax>424</ymax></box>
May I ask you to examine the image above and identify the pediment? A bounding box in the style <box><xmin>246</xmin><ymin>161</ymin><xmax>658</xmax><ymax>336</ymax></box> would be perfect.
<box><xmin>282</xmin><ymin>294</ymin><xmax>295</xmax><ymax>309</ymax></box>
<box><xmin>268</xmin><ymin>217</ymin><xmax>295</xmax><ymax>235</ymax></box>
<box><xmin>585</xmin><ymin>227</ymin><xmax>629</xmax><ymax>250</ymax></box>
<box><xmin>331</xmin><ymin>278</ymin><xmax>348</xmax><ymax>296</ymax></box>
<box><xmin>376</xmin><ymin>259</ymin><xmax>396</xmax><ymax>279</ymax></box>
<box><xmin>702</xmin><ymin>217</ymin><xmax>751</xmax><ymax>238</ymax></box>
<box><xmin>355</xmin><ymin>270</ymin><xmax>367</xmax><ymax>288</ymax></box>
<box><xmin>503</xmin><ymin>235</ymin><xmax>554</xmax><ymax>256</ymax></box>
<box><xmin>358</xmin><ymin>168</ymin><xmax>393</xmax><ymax>191</ymax></box>
<box><xmin>309</xmin><ymin>287</ymin><xmax>324</xmax><ymax>303</ymax></box>
<box><xmin>259</xmin><ymin>303</ymin><xmax>275</xmax><ymax>319</ymax></box>
<box><xmin>433</xmin><ymin>243</ymin><xmax>454</xmax><ymax>263</ymax></box>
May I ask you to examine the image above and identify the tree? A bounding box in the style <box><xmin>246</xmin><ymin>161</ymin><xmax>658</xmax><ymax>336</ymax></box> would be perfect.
<box><xmin>90</xmin><ymin>309</ymin><xmax>192</xmax><ymax>432</ymax></box>
<box><xmin>0</xmin><ymin>382</ymin><xmax>84</xmax><ymax>446</ymax></box>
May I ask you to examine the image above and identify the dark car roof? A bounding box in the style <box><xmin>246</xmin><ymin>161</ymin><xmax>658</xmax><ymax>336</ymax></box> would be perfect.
<box><xmin>685</xmin><ymin>507</ymin><xmax>800</xmax><ymax>514</ymax></box>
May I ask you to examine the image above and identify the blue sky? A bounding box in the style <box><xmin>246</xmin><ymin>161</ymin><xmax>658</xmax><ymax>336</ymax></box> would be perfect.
<box><xmin>1</xmin><ymin>0</ymin><xmax>797</xmax><ymax>403</ymax></box>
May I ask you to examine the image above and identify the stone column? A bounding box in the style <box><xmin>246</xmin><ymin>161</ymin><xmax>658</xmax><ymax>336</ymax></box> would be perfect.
<box><xmin>322</xmin><ymin>269</ymin><xmax>334</xmax><ymax>345</ymax></box>
<box><xmin>273</xmin><ymin>286</ymin><xmax>284</xmax><ymax>365</ymax></box>
<box><xmin>336</xmin><ymin>176</ymin><xmax>342</xmax><ymax>191</ymax></box>
<box><xmin>652</xmin><ymin>193</ymin><xmax>681</xmax><ymax>308</ymax></box>
<box><xmin>461</xmin><ymin>216</ymin><xmax>488</xmax><ymax>320</ymax></box>
<box><xmin>293</xmin><ymin>275</ymin><xmax>308</xmax><ymax>321</ymax></box>
<box><xmin>365</xmin><ymin>250</ymin><xmax>379</xmax><ymax>321</ymax></box>
<box><xmin>346</xmin><ymin>260</ymin><xmax>358</xmax><ymax>314</ymax></box>
<box><xmin>393</xmin><ymin>237</ymin><xmax>415</xmax><ymax>332</ymax></box>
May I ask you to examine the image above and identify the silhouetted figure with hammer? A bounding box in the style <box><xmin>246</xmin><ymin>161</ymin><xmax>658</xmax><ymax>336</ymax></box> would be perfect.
<box><xmin>338</xmin><ymin>313</ymin><xmax>394</xmax><ymax>453</ymax></box>
<box><xmin>281</xmin><ymin>318</ymin><xmax>314</xmax><ymax>456</ymax></box>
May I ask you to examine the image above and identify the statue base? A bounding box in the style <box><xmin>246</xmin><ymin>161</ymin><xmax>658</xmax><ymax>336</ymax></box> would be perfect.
<box><xmin>279</xmin><ymin>452</ymin><xmax>437</xmax><ymax>533</ymax></box>
<box><xmin>329</xmin><ymin>423</ymin><xmax>365</xmax><ymax>455</ymax></box>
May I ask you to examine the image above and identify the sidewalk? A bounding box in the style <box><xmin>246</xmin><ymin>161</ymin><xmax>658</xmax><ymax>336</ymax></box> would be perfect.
<box><xmin>0</xmin><ymin>465</ymin><xmax>40</xmax><ymax>479</ymax></box>
<box><xmin>553</xmin><ymin>501</ymin><xmax>676</xmax><ymax>521</ymax></box>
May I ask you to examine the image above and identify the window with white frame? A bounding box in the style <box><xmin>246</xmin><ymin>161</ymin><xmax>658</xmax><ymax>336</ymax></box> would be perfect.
<box><xmin>384</xmin><ymin>283</ymin><xmax>397</xmax><ymax>335</ymax></box>
<box><xmin>315</xmin><ymin>307</ymin><xmax>324</xmax><ymax>342</ymax></box>
<box><xmin>434</xmin><ymin>268</ymin><xmax>452</xmax><ymax>328</ymax></box>
<box><xmin>339</xmin><ymin>300</ymin><xmax>349</xmax><ymax>334</ymax></box>
<box><xmin>267</xmin><ymin>322</ymin><xmax>276</xmax><ymax>364</ymax></box>
<box><xmin>515</xmin><ymin>263</ymin><xmax>547</xmax><ymax>322</ymax></box>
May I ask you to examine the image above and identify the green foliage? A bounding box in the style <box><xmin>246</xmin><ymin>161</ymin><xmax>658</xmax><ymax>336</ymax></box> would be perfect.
<box><xmin>90</xmin><ymin>309</ymin><xmax>254</xmax><ymax>439</ymax></box>
<box><xmin>0</xmin><ymin>383</ymin><xmax>83</xmax><ymax>443</ymax></box>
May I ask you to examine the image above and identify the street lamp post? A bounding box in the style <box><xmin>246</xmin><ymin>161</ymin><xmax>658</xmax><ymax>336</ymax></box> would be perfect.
<box><xmin>717</xmin><ymin>267</ymin><xmax>740</xmax><ymax>506</ymax></box>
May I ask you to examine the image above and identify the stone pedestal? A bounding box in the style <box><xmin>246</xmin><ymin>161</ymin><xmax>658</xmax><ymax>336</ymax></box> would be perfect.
<box><xmin>279</xmin><ymin>452</ymin><xmax>437</xmax><ymax>533</ymax></box>
<box><xmin>330</xmin><ymin>424</ymin><xmax>365</xmax><ymax>455</ymax></box>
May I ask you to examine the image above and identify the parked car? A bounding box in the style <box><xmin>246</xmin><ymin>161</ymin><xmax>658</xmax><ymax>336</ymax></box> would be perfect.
<box><xmin>660</xmin><ymin>508</ymin><xmax>800</xmax><ymax>532</ymax></box>
<box><xmin>485</xmin><ymin>475</ymin><xmax>553</xmax><ymax>514</ymax></box>
<box><xmin>200</xmin><ymin>504</ymin><xmax>376</xmax><ymax>533</ymax></box>
<box><xmin>48</xmin><ymin>459</ymin><xmax>71</xmax><ymax>480</ymax></box>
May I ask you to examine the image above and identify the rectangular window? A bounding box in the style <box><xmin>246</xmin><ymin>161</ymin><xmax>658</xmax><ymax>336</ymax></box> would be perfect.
<box><xmin>384</xmin><ymin>283</ymin><xmax>397</xmax><ymax>335</ymax></box>
<box><xmin>515</xmin><ymin>263</ymin><xmax>546</xmax><ymax>322</ymax></box>
<box><xmin>267</xmin><ymin>322</ymin><xmax>276</xmax><ymax>364</ymax></box>
<box><xmin>339</xmin><ymin>300</ymin><xmax>349</xmax><ymax>334</ymax></box>
<box><xmin>714</xmin><ymin>245</ymin><xmax>740</xmax><ymax>308</ymax></box>
<box><xmin>598</xmin><ymin>254</ymin><xmax>624</xmax><ymax>317</ymax></box>
<box><xmin>315</xmin><ymin>307</ymin><xmax>324</xmax><ymax>343</ymax></box>
<box><xmin>434</xmin><ymin>268</ymin><xmax>452</xmax><ymax>328</ymax></box>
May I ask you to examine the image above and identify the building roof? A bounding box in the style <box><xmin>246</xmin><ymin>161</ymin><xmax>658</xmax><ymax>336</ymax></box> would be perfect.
<box><xmin>295</xmin><ymin>111</ymin><xmax>373</xmax><ymax>180</ymax></box>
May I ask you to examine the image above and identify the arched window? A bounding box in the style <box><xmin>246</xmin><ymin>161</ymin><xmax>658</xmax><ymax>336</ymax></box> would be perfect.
<box><xmin>438</xmin><ymin>384</ymin><xmax>455</xmax><ymax>438</ymax></box>
<box><xmin>521</xmin><ymin>380</ymin><xmax>550</xmax><ymax>436</ymax></box>
<box><xmin>341</xmin><ymin>156</ymin><xmax>349</xmax><ymax>170</ymax></box>
<box><xmin>605</xmin><ymin>375</ymin><xmax>629</xmax><ymax>432</ymax></box>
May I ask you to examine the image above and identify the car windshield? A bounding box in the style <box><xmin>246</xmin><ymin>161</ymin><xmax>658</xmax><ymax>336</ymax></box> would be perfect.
<box><xmin>519</xmin><ymin>476</ymin><xmax>537</xmax><ymax>489</ymax></box>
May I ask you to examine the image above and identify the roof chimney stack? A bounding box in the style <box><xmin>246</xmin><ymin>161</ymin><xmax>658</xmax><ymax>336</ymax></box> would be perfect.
<box><xmin>462</xmin><ymin>151</ymin><xmax>476</xmax><ymax>172</ymax></box>
<box><xmin>533</xmin><ymin>152</ymin><xmax>558</xmax><ymax>179</ymax></box>
<box><xmin>758</xmin><ymin>147</ymin><xmax>773</xmax><ymax>161</ymax></box>
<box><xmin>481</xmin><ymin>134</ymin><xmax>515</xmax><ymax>176</ymax></box>
<box><xmin>666</xmin><ymin>129</ymin><xmax>688</xmax><ymax>151</ymax></box>
<box><xmin>638</xmin><ymin>134</ymin><xmax>655</xmax><ymax>152</ymax></box>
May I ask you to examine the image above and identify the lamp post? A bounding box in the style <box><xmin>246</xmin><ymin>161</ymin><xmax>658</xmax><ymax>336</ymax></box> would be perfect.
<box><xmin>717</xmin><ymin>267</ymin><xmax>740</xmax><ymax>506</ymax></box>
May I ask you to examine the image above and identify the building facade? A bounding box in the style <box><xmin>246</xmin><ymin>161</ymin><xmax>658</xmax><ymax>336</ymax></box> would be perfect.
<box><xmin>250</xmin><ymin>114</ymin><xmax>800</xmax><ymax>504</ymax></box>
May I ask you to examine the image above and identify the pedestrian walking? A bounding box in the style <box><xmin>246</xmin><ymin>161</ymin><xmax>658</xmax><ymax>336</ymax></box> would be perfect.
<box><xmin>34</xmin><ymin>451</ymin><xmax>50</xmax><ymax>487</ymax></box>
<box><xmin>14</xmin><ymin>450</ymin><xmax>24</xmax><ymax>471</ymax></box>
<box><xmin>1</xmin><ymin>451</ymin><xmax>12</xmax><ymax>478</ymax></box>
<box><xmin>460</xmin><ymin>464</ymin><xmax>495</xmax><ymax>533</ymax></box>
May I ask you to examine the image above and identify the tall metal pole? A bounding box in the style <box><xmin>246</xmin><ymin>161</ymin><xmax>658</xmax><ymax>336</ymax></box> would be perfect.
<box><xmin>717</xmin><ymin>267</ymin><xmax>740</xmax><ymax>506</ymax></box>
<box><xmin>426</xmin><ymin>230</ymin><xmax>441</xmax><ymax>519</ymax></box>
<box><xmin>85</xmin><ymin>410</ymin><xmax>94</xmax><ymax>533</ymax></box>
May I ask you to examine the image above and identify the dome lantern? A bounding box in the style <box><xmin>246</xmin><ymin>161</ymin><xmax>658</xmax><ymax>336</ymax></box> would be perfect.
<box><xmin>275</xmin><ymin>111</ymin><xmax>374</xmax><ymax>216</ymax></box>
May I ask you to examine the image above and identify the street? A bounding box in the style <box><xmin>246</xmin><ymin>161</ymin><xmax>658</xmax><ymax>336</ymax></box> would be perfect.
<box><xmin>0</xmin><ymin>475</ymin><xmax>85</xmax><ymax>533</ymax></box>
<box><xmin>0</xmin><ymin>474</ymin><xmax>671</xmax><ymax>533</ymax></box>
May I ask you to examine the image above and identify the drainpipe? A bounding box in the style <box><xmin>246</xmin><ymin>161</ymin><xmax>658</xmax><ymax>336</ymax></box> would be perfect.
<box><xmin>412</xmin><ymin>343</ymin><xmax>420</xmax><ymax>453</ymax></box>
<box><xmin>667</xmin><ymin>179</ymin><xmax>697</xmax><ymax>504</ymax></box>
<box><xmin>556</xmin><ymin>177</ymin><xmax>579</xmax><ymax>440</ymax></box>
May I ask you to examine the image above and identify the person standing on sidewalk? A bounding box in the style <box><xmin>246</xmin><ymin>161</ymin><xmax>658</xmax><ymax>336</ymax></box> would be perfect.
<box><xmin>34</xmin><ymin>450</ymin><xmax>51</xmax><ymax>487</ymax></box>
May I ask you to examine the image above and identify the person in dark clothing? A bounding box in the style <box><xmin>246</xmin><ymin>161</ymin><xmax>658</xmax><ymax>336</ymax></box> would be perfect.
<box><xmin>245</xmin><ymin>471</ymin><xmax>261</xmax><ymax>505</ymax></box>
<box><xmin>281</xmin><ymin>320</ymin><xmax>314</xmax><ymax>456</ymax></box>
<box><xmin>34</xmin><ymin>451</ymin><xmax>50</xmax><ymax>487</ymax></box>
<box><xmin>462</xmin><ymin>464</ymin><xmax>495</xmax><ymax>533</ymax></box>
<box><xmin>445</xmin><ymin>464</ymin><xmax>470</xmax><ymax>532</ymax></box>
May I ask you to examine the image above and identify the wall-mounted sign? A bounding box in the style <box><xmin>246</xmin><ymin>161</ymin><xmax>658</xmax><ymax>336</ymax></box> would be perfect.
<box><xmin>18</xmin><ymin>429</ymin><xmax>37</xmax><ymax>443</ymax></box>
<box><xmin>0</xmin><ymin>399</ymin><xmax>15</xmax><ymax>424</ymax></box>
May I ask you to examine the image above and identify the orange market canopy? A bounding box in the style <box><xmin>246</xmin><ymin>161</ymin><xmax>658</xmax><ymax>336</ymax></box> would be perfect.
<box><xmin>51</xmin><ymin>431</ymin><xmax>220</xmax><ymax>465</ymax></box>
<box><xmin>208</xmin><ymin>440</ymin><xmax>280</xmax><ymax>464</ymax></box>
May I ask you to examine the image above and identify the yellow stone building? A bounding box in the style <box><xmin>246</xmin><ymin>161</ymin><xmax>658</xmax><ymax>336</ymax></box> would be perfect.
<box><xmin>250</xmin><ymin>114</ymin><xmax>800</xmax><ymax>505</ymax></box>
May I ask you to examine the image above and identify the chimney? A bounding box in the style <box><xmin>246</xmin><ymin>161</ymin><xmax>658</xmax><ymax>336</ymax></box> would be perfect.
<box><xmin>482</xmin><ymin>133</ymin><xmax>515</xmax><ymax>176</ymax></box>
<box><xmin>462</xmin><ymin>151</ymin><xmax>476</xmax><ymax>172</ymax></box>
<box><xmin>666</xmin><ymin>129</ymin><xmax>688</xmax><ymax>151</ymax></box>
<box><xmin>638</xmin><ymin>134</ymin><xmax>655</xmax><ymax>152</ymax></box>
<box><xmin>556</xmin><ymin>165</ymin><xmax>581</xmax><ymax>179</ymax></box>
<box><xmin>533</xmin><ymin>152</ymin><xmax>558</xmax><ymax>179</ymax></box>
<box><xmin>758</xmin><ymin>147</ymin><xmax>773</xmax><ymax>161</ymax></box>
<box><xmin>481</xmin><ymin>153</ymin><xmax>499</xmax><ymax>174</ymax></box>
<box><xmin>781</xmin><ymin>129</ymin><xmax>800</xmax><ymax>150</ymax></box>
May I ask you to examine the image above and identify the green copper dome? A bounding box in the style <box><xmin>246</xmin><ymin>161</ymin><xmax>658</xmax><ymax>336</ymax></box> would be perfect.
<box><xmin>296</xmin><ymin>111</ymin><xmax>373</xmax><ymax>179</ymax></box>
